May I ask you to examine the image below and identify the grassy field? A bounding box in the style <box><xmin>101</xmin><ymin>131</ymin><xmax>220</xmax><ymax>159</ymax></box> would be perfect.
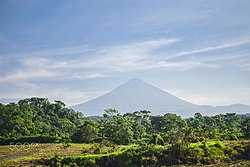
<box><xmin>0</xmin><ymin>141</ymin><xmax>249</xmax><ymax>167</ymax></box>
<box><xmin>0</xmin><ymin>143</ymin><xmax>134</xmax><ymax>166</ymax></box>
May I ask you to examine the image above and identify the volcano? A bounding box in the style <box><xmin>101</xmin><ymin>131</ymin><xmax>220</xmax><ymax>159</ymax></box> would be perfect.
<box><xmin>72</xmin><ymin>78</ymin><xmax>200</xmax><ymax>117</ymax></box>
<box><xmin>72</xmin><ymin>78</ymin><xmax>250</xmax><ymax>117</ymax></box>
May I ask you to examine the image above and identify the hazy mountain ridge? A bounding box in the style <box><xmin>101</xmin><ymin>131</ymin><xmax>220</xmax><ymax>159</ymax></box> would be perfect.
<box><xmin>72</xmin><ymin>78</ymin><xmax>250</xmax><ymax>117</ymax></box>
<box><xmin>197</xmin><ymin>103</ymin><xmax>250</xmax><ymax>116</ymax></box>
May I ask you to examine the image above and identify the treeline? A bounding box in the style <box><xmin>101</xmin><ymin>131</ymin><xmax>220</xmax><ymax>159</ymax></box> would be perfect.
<box><xmin>73</xmin><ymin>109</ymin><xmax>249</xmax><ymax>145</ymax></box>
<box><xmin>0</xmin><ymin>98</ymin><xmax>249</xmax><ymax>145</ymax></box>
<box><xmin>0</xmin><ymin>98</ymin><xmax>83</xmax><ymax>144</ymax></box>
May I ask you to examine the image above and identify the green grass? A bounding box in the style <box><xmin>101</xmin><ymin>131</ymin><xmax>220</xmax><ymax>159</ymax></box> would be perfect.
<box><xmin>0</xmin><ymin>143</ymin><xmax>132</xmax><ymax>166</ymax></box>
<box><xmin>0</xmin><ymin>140</ymin><xmax>249</xmax><ymax>166</ymax></box>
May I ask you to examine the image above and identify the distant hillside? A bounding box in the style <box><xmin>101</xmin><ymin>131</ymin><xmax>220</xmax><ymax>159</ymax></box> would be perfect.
<box><xmin>197</xmin><ymin>104</ymin><xmax>250</xmax><ymax>116</ymax></box>
<box><xmin>72</xmin><ymin>78</ymin><xmax>250</xmax><ymax>117</ymax></box>
<box><xmin>85</xmin><ymin>116</ymin><xmax>106</xmax><ymax>122</ymax></box>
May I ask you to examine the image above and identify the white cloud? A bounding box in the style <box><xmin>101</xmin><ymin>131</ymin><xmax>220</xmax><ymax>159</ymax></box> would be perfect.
<box><xmin>82</xmin><ymin>38</ymin><xmax>180</xmax><ymax>69</ymax></box>
<box><xmin>175</xmin><ymin>88</ymin><xmax>250</xmax><ymax>106</ymax></box>
<box><xmin>3</xmin><ymin>45</ymin><xmax>92</xmax><ymax>59</ymax></box>
<box><xmin>167</xmin><ymin>39</ymin><xmax>250</xmax><ymax>59</ymax></box>
<box><xmin>4</xmin><ymin>37</ymin><xmax>225</xmax><ymax>85</ymax></box>
<box><xmin>16</xmin><ymin>38</ymin><xmax>181</xmax><ymax>75</ymax></box>
<box><xmin>240</xmin><ymin>63</ymin><xmax>250</xmax><ymax>71</ymax></box>
<box><xmin>174</xmin><ymin>51</ymin><xmax>250</xmax><ymax>70</ymax></box>
<box><xmin>97</xmin><ymin>38</ymin><xmax>217</xmax><ymax>72</ymax></box>
<box><xmin>73</xmin><ymin>38</ymin><xmax>218</xmax><ymax>72</ymax></box>
<box><xmin>4</xmin><ymin>38</ymin><xmax>248</xmax><ymax>85</ymax></box>
<box><xmin>152</xmin><ymin>60</ymin><xmax>218</xmax><ymax>70</ymax></box>
<box><xmin>0</xmin><ymin>69</ymin><xmax>57</xmax><ymax>82</ymax></box>
<box><xmin>37</xmin><ymin>88</ymin><xmax>102</xmax><ymax>106</ymax></box>
<box><xmin>0</xmin><ymin>85</ymin><xmax>104</xmax><ymax>106</ymax></box>
<box><xmin>22</xmin><ymin>57</ymin><xmax>71</xmax><ymax>69</ymax></box>
<box><xmin>88</xmin><ymin>38</ymin><xmax>249</xmax><ymax>72</ymax></box>
<box><xmin>69</xmin><ymin>73</ymin><xmax>108</xmax><ymax>80</ymax></box>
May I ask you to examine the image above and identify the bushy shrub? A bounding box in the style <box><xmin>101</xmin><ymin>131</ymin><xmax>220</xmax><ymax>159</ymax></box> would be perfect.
<box><xmin>54</xmin><ymin>141</ymin><xmax>250</xmax><ymax>167</ymax></box>
<box><xmin>149</xmin><ymin>134</ymin><xmax>164</xmax><ymax>145</ymax></box>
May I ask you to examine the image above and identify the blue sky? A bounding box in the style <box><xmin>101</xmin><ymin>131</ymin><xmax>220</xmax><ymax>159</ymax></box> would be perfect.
<box><xmin>0</xmin><ymin>0</ymin><xmax>250</xmax><ymax>106</ymax></box>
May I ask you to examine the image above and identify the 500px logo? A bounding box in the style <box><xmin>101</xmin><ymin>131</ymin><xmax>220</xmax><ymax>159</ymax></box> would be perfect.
<box><xmin>9</xmin><ymin>142</ymin><xmax>39</xmax><ymax>151</ymax></box>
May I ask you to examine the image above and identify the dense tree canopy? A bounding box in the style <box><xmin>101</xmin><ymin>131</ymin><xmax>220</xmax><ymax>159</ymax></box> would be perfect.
<box><xmin>0</xmin><ymin>98</ymin><xmax>83</xmax><ymax>141</ymax></box>
<box><xmin>0</xmin><ymin>97</ymin><xmax>249</xmax><ymax>145</ymax></box>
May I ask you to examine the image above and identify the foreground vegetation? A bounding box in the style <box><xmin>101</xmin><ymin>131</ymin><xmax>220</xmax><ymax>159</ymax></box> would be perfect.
<box><xmin>0</xmin><ymin>97</ymin><xmax>249</xmax><ymax>166</ymax></box>
<box><xmin>0</xmin><ymin>141</ymin><xmax>249</xmax><ymax>166</ymax></box>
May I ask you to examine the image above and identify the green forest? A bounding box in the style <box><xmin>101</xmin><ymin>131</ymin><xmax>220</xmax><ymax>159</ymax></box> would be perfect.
<box><xmin>0</xmin><ymin>97</ymin><xmax>249</xmax><ymax>166</ymax></box>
